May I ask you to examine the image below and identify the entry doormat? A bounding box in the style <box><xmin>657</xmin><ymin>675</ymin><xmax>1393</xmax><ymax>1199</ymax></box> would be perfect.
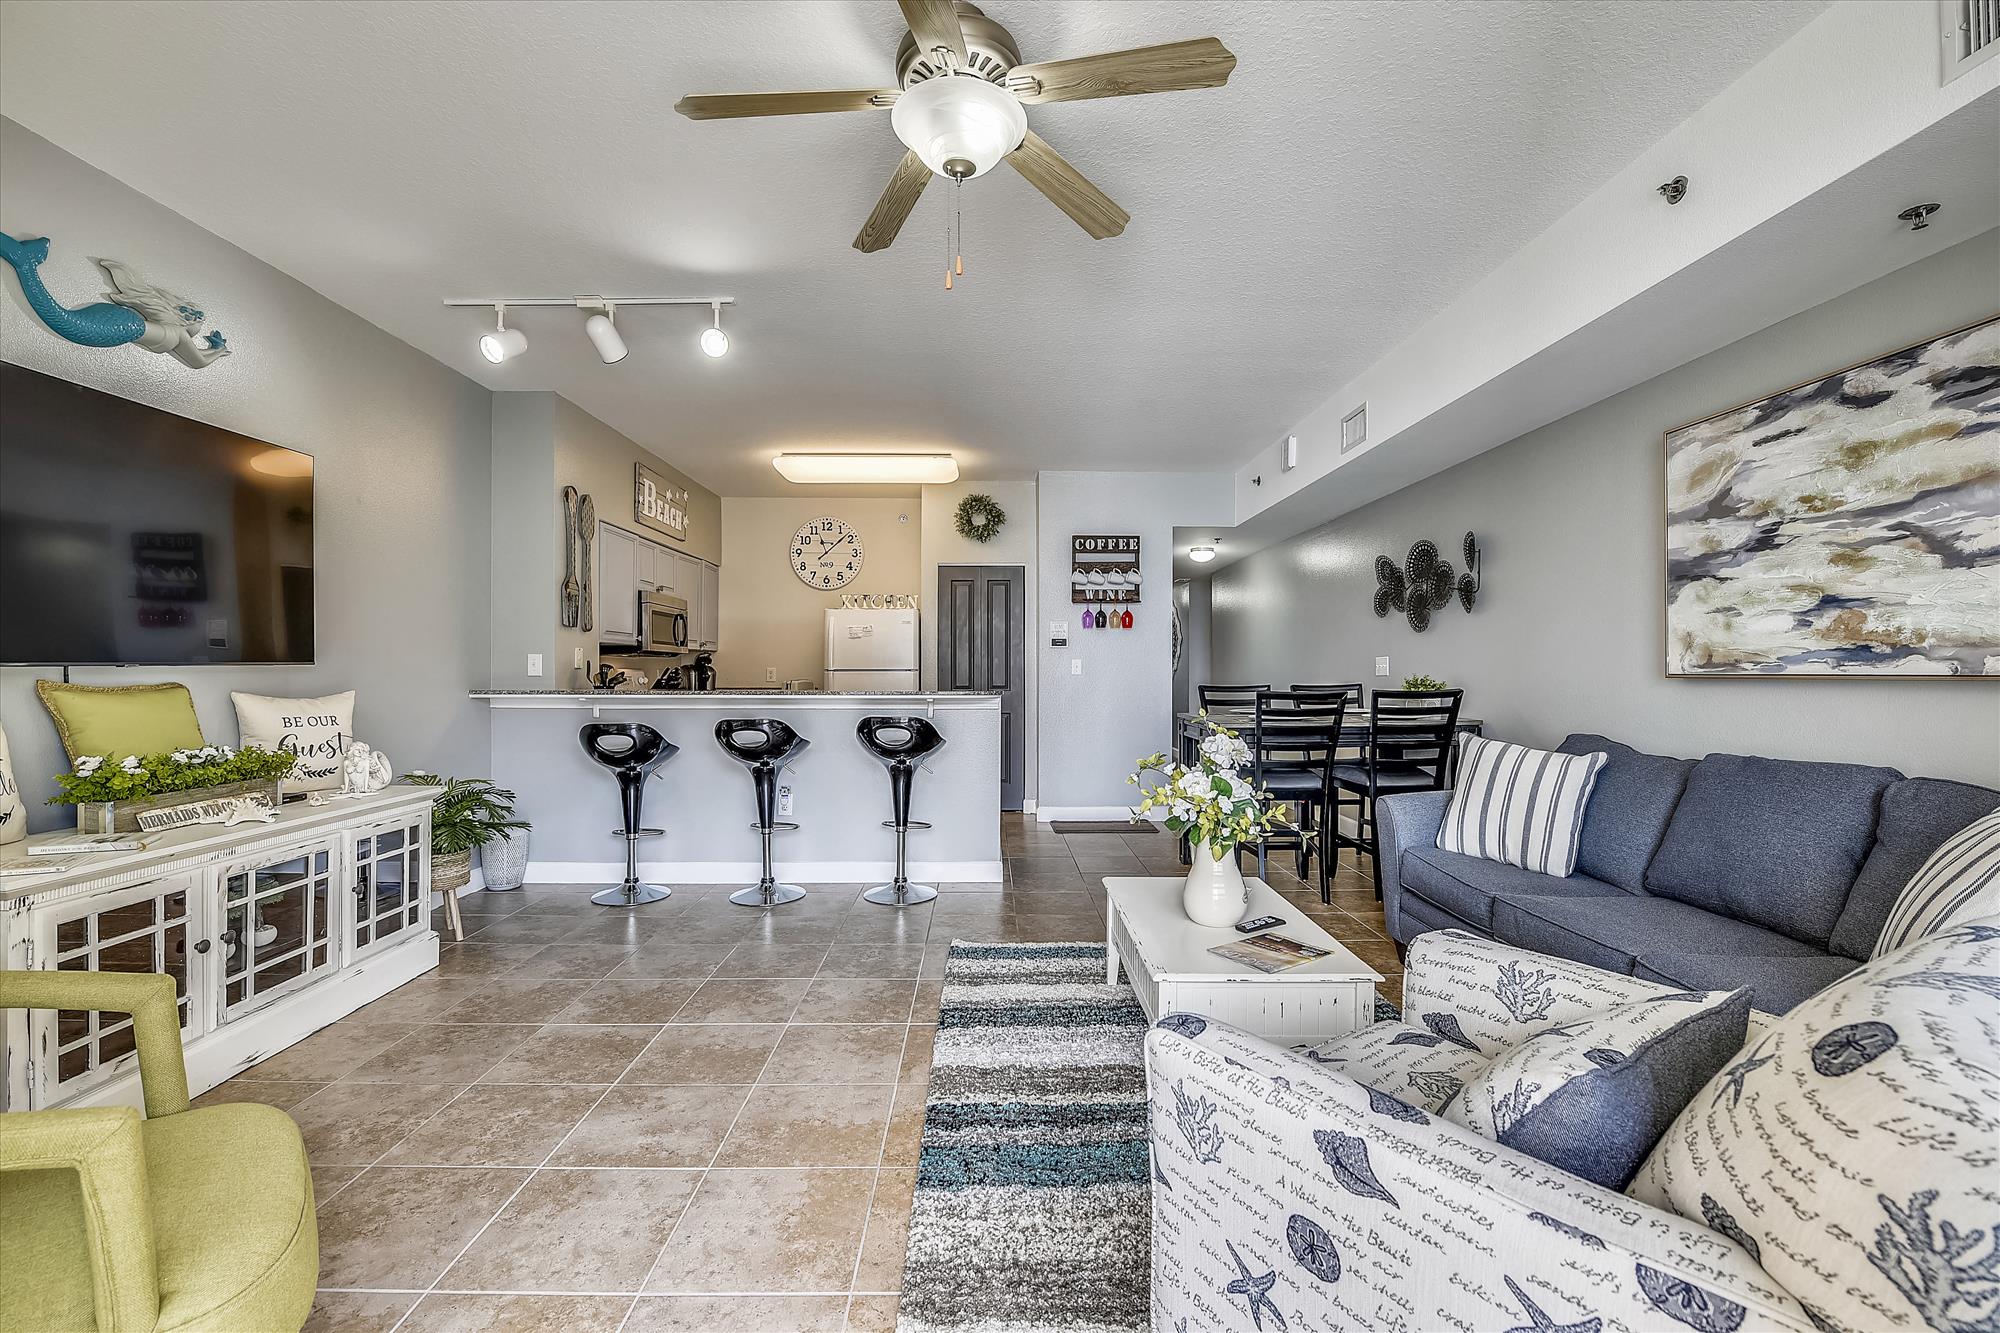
<box><xmin>1050</xmin><ymin>821</ymin><xmax>1153</xmax><ymax>835</ymax></box>
<box><xmin>899</xmin><ymin>942</ymin><xmax>1151</xmax><ymax>1333</ymax></box>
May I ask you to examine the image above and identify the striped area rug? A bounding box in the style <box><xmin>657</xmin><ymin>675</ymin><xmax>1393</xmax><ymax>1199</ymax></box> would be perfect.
<box><xmin>898</xmin><ymin>942</ymin><xmax>1152</xmax><ymax>1333</ymax></box>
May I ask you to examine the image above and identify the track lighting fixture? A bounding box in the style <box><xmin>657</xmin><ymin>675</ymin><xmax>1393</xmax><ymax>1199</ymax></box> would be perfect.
<box><xmin>583</xmin><ymin>306</ymin><xmax>628</xmax><ymax>364</ymax></box>
<box><xmin>445</xmin><ymin>295</ymin><xmax>735</xmax><ymax>366</ymax></box>
<box><xmin>700</xmin><ymin>302</ymin><xmax>729</xmax><ymax>358</ymax></box>
<box><xmin>478</xmin><ymin>305</ymin><xmax>527</xmax><ymax>364</ymax></box>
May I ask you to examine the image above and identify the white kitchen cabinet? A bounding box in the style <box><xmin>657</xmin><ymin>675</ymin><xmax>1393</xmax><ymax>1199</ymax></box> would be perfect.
<box><xmin>1</xmin><ymin>787</ymin><xmax>441</xmax><ymax>1113</ymax></box>
<box><xmin>596</xmin><ymin>522</ymin><xmax>639</xmax><ymax>645</ymax></box>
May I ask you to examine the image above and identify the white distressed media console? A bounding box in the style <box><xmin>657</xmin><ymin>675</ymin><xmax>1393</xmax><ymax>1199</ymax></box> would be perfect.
<box><xmin>0</xmin><ymin>784</ymin><xmax>442</xmax><ymax>1113</ymax></box>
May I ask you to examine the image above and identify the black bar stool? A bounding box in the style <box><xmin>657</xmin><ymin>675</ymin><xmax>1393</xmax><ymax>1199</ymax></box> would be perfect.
<box><xmin>578</xmin><ymin>722</ymin><xmax>677</xmax><ymax>907</ymax></box>
<box><xmin>856</xmin><ymin>716</ymin><xmax>946</xmax><ymax>907</ymax></box>
<box><xmin>715</xmin><ymin>718</ymin><xmax>810</xmax><ymax>908</ymax></box>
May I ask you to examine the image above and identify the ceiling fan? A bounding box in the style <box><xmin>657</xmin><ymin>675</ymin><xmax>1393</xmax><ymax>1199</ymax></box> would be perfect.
<box><xmin>675</xmin><ymin>0</ymin><xmax>1236</xmax><ymax>253</ymax></box>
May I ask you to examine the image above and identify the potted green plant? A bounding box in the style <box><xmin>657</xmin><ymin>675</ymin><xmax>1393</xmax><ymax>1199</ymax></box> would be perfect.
<box><xmin>406</xmin><ymin>774</ymin><xmax>530</xmax><ymax>893</ymax></box>
<box><xmin>1402</xmin><ymin>673</ymin><xmax>1450</xmax><ymax>692</ymax></box>
<box><xmin>1128</xmin><ymin>715</ymin><xmax>1283</xmax><ymax>926</ymax></box>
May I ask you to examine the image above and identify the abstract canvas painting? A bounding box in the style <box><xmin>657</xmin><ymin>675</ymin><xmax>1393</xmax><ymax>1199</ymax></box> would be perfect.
<box><xmin>1665</xmin><ymin>316</ymin><xmax>2000</xmax><ymax>677</ymax></box>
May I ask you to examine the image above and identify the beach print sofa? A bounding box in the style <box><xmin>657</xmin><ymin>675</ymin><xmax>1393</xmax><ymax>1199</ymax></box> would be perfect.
<box><xmin>1146</xmin><ymin>924</ymin><xmax>2000</xmax><ymax>1333</ymax></box>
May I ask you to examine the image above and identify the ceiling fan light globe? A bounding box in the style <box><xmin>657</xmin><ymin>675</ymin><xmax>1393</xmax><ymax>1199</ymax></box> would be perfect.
<box><xmin>890</xmin><ymin>74</ymin><xmax>1026</xmax><ymax>180</ymax></box>
<box><xmin>479</xmin><ymin>327</ymin><xmax>527</xmax><ymax>364</ymax></box>
<box><xmin>699</xmin><ymin>326</ymin><xmax>730</xmax><ymax>358</ymax></box>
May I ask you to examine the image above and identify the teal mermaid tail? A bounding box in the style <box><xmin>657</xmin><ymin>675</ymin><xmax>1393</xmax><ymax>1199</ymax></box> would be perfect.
<box><xmin>0</xmin><ymin>232</ymin><xmax>147</xmax><ymax>347</ymax></box>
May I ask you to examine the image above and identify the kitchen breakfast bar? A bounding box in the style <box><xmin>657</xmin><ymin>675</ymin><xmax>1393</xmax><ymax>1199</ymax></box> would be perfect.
<box><xmin>473</xmin><ymin>690</ymin><xmax>1004</xmax><ymax>888</ymax></box>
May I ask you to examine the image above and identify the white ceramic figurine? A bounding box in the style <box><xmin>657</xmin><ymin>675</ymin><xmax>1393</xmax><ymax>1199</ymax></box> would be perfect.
<box><xmin>337</xmin><ymin>741</ymin><xmax>394</xmax><ymax>797</ymax></box>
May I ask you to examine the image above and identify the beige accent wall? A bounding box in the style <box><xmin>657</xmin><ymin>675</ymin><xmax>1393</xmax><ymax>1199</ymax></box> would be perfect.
<box><xmin>717</xmin><ymin>498</ymin><xmax>922</xmax><ymax>688</ymax></box>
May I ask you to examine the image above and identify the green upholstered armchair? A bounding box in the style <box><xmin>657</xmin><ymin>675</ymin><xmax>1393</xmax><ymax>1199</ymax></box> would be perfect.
<box><xmin>0</xmin><ymin>971</ymin><xmax>317</xmax><ymax>1332</ymax></box>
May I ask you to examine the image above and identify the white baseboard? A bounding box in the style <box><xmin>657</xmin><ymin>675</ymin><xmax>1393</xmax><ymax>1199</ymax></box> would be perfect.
<box><xmin>523</xmin><ymin>859</ymin><xmax>1004</xmax><ymax>884</ymax></box>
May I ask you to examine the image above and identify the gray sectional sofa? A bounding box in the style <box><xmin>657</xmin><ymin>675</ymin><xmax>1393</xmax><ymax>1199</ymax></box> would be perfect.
<box><xmin>1376</xmin><ymin>733</ymin><xmax>1999</xmax><ymax>1012</ymax></box>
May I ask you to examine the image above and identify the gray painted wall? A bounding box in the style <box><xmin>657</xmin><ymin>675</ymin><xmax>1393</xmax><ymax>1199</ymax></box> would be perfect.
<box><xmin>1210</xmin><ymin>233</ymin><xmax>2000</xmax><ymax>786</ymax></box>
<box><xmin>1036</xmin><ymin>471</ymin><xmax>1231</xmax><ymax>813</ymax></box>
<box><xmin>0</xmin><ymin>118</ymin><xmax>494</xmax><ymax>830</ymax></box>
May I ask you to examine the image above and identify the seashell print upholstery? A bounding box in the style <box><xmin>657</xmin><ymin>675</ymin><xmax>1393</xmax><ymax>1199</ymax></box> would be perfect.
<box><xmin>1148</xmin><ymin>1003</ymin><xmax>1822</xmax><ymax>1333</ymax></box>
<box><xmin>1632</xmin><ymin>915</ymin><xmax>2000</xmax><ymax>1333</ymax></box>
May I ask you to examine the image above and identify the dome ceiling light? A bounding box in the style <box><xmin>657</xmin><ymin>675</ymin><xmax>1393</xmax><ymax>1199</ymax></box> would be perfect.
<box><xmin>675</xmin><ymin>1</ymin><xmax>1236</xmax><ymax>261</ymax></box>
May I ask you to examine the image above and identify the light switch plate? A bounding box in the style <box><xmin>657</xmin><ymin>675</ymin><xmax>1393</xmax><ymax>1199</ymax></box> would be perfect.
<box><xmin>1071</xmin><ymin>658</ymin><xmax>1083</xmax><ymax>675</ymax></box>
<box><xmin>526</xmin><ymin>654</ymin><xmax>543</xmax><ymax>677</ymax></box>
<box><xmin>1375</xmin><ymin>655</ymin><xmax>1391</xmax><ymax>678</ymax></box>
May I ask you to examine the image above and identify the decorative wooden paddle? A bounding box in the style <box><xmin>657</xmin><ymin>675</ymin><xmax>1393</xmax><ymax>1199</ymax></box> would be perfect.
<box><xmin>577</xmin><ymin>493</ymin><xmax>596</xmax><ymax>633</ymax></box>
<box><xmin>560</xmin><ymin>485</ymin><xmax>581</xmax><ymax>628</ymax></box>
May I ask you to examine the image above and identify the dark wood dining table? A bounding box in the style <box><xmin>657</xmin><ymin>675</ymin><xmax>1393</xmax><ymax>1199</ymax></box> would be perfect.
<box><xmin>1169</xmin><ymin>709</ymin><xmax>1484</xmax><ymax>865</ymax></box>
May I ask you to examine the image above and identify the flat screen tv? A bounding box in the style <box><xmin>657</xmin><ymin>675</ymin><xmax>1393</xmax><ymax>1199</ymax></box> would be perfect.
<box><xmin>1</xmin><ymin>362</ymin><xmax>315</xmax><ymax>665</ymax></box>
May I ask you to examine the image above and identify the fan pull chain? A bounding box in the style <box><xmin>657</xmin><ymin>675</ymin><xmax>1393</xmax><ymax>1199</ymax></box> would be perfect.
<box><xmin>944</xmin><ymin>176</ymin><xmax>965</xmax><ymax>291</ymax></box>
<box><xmin>944</xmin><ymin>186</ymin><xmax>953</xmax><ymax>290</ymax></box>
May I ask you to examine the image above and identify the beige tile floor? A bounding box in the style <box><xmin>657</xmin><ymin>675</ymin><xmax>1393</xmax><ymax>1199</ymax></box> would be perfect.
<box><xmin>220</xmin><ymin>815</ymin><xmax>1400</xmax><ymax>1332</ymax></box>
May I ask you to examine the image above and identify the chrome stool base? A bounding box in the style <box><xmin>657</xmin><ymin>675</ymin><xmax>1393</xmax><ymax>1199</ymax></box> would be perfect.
<box><xmin>732</xmin><ymin>882</ymin><xmax>808</xmax><ymax>907</ymax></box>
<box><xmin>864</xmin><ymin>882</ymin><xmax>938</xmax><ymax>906</ymax></box>
<box><xmin>593</xmin><ymin>882</ymin><xmax>672</xmax><ymax>907</ymax></box>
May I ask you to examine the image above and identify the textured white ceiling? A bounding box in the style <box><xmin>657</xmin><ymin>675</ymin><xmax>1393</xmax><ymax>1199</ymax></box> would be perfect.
<box><xmin>0</xmin><ymin>0</ymin><xmax>1828</xmax><ymax>495</ymax></box>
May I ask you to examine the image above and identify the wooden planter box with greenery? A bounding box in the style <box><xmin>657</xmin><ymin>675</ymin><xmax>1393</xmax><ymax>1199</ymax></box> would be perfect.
<box><xmin>53</xmin><ymin>745</ymin><xmax>302</xmax><ymax>834</ymax></box>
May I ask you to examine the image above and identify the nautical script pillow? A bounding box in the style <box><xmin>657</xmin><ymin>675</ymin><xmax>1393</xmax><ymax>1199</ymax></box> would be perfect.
<box><xmin>1444</xmin><ymin>987</ymin><xmax>1751</xmax><ymax>1190</ymax></box>
<box><xmin>1872</xmin><ymin>809</ymin><xmax>2000</xmax><ymax>957</ymax></box>
<box><xmin>1293</xmin><ymin>1018</ymin><xmax>1493</xmax><ymax>1114</ymax></box>
<box><xmin>231</xmin><ymin>690</ymin><xmax>354</xmax><ymax>793</ymax></box>
<box><xmin>1631</xmin><ymin>914</ymin><xmax>2000</xmax><ymax>1333</ymax></box>
<box><xmin>1436</xmin><ymin>734</ymin><xmax>1607</xmax><ymax>877</ymax></box>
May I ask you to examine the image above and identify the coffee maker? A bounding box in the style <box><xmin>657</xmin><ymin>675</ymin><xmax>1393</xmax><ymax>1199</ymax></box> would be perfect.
<box><xmin>690</xmin><ymin>653</ymin><xmax>717</xmax><ymax>691</ymax></box>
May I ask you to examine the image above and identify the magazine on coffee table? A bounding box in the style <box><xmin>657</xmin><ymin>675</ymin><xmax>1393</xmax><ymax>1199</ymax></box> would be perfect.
<box><xmin>1207</xmin><ymin>932</ymin><xmax>1333</xmax><ymax>974</ymax></box>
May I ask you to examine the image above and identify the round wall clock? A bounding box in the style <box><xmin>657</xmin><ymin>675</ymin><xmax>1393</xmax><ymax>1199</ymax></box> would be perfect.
<box><xmin>791</xmin><ymin>516</ymin><xmax>864</xmax><ymax>589</ymax></box>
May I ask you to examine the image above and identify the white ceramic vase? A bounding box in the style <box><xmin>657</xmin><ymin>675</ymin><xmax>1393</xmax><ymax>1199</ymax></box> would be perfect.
<box><xmin>1183</xmin><ymin>842</ymin><xmax>1248</xmax><ymax>927</ymax></box>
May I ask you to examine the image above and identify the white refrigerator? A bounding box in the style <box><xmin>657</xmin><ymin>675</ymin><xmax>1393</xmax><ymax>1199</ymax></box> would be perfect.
<box><xmin>825</xmin><ymin>608</ymin><xmax>919</xmax><ymax>692</ymax></box>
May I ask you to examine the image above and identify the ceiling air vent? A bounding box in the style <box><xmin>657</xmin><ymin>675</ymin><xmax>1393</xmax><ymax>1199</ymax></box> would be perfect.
<box><xmin>1340</xmin><ymin>404</ymin><xmax>1368</xmax><ymax>453</ymax></box>
<box><xmin>1941</xmin><ymin>0</ymin><xmax>2000</xmax><ymax>82</ymax></box>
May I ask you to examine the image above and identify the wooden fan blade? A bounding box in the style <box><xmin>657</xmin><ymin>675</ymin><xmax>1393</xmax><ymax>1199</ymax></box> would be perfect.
<box><xmin>675</xmin><ymin>89</ymin><xmax>898</xmax><ymax>120</ymax></box>
<box><xmin>1005</xmin><ymin>130</ymin><xmax>1129</xmax><ymax>239</ymax></box>
<box><xmin>854</xmin><ymin>150</ymin><xmax>934</xmax><ymax>253</ymax></box>
<box><xmin>899</xmin><ymin>0</ymin><xmax>968</xmax><ymax>65</ymax></box>
<box><xmin>1008</xmin><ymin>36</ymin><xmax>1236</xmax><ymax>104</ymax></box>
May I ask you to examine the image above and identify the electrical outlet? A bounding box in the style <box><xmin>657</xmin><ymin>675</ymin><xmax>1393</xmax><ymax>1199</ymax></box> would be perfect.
<box><xmin>574</xmin><ymin>646</ymin><xmax>587</xmax><ymax>669</ymax></box>
<box><xmin>778</xmin><ymin>786</ymin><xmax>794</xmax><ymax>818</ymax></box>
<box><xmin>1375</xmin><ymin>655</ymin><xmax>1391</xmax><ymax>678</ymax></box>
<box><xmin>526</xmin><ymin>653</ymin><xmax>543</xmax><ymax>677</ymax></box>
<box><xmin>766</xmin><ymin>666</ymin><xmax>777</xmax><ymax>683</ymax></box>
<box><xmin>1071</xmin><ymin>658</ymin><xmax>1083</xmax><ymax>676</ymax></box>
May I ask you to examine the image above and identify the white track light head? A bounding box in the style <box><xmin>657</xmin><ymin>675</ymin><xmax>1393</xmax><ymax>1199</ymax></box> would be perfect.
<box><xmin>479</xmin><ymin>305</ymin><xmax>526</xmax><ymax>363</ymax></box>
<box><xmin>584</xmin><ymin>309</ymin><xmax>628</xmax><ymax>364</ymax></box>
<box><xmin>700</xmin><ymin>302</ymin><xmax>729</xmax><ymax>358</ymax></box>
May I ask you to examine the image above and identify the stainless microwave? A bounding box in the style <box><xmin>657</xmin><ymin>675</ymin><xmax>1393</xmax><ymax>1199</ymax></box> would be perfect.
<box><xmin>639</xmin><ymin>591</ymin><xmax>691</xmax><ymax>654</ymax></box>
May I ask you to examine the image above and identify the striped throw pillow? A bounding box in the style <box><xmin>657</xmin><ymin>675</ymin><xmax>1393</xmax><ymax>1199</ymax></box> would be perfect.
<box><xmin>1436</xmin><ymin>735</ymin><xmax>1607</xmax><ymax>877</ymax></box>
<box><xmin>1872</xmin><ymin>809</ymin><xmax>2000</xmax><ymax>957</ymax></box>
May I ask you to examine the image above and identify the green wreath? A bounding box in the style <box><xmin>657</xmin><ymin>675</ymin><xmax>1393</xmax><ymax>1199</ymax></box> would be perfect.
<box><xmin>954</xmin><ymin>492</ymin><xmax>1006</xmax><ymax>543</ymax></box>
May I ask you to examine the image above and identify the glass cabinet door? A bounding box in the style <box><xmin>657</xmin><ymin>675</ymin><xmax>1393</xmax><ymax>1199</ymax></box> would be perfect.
<box><xmin>40</xmin><ymin>876</ymin><xmax>197</xmax><ymax>1102</ymax></box>
<box><xmin>215</xmin><ymin>841</ymin><xmax>336</xmax><ymax>1023</ymax></box>
<box><xmin>351</xmin><ymin>817</ymin><xmax>427</xmax><ymax>960</ymax></box>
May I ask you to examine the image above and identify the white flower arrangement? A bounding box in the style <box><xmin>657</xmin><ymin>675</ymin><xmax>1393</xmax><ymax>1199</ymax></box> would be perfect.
<box><xmin>1128</xmin><ymin>713</ymin><xmax>1283</xmax><ymax>862</ymax></box>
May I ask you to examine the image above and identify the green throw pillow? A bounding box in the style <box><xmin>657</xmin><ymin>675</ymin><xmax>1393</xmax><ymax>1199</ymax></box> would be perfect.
<box><xmin>35</xmin><ymin>681</ymin><xmax>206</xmax><ymax>761</ymax></box>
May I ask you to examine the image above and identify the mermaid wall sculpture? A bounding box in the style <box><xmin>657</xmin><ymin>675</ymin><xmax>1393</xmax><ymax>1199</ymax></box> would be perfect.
<box><xmin>0</xmin><ymin>231</ymin><xmax>231</xmax><ymax>368</ymax></box>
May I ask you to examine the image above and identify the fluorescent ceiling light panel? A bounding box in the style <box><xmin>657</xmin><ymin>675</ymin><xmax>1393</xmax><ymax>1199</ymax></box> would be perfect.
<box><xmin>773</xmin><ymin>453</ymin><xmax>959</xmax><ymax>485</ymax></box>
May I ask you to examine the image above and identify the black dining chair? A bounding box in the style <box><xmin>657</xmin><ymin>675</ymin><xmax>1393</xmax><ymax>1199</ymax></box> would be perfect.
<box><xmin>1290</xmin><ymin>683</ymin><xmax>1364</xmax><ymax>708</ymax></box>
<box><xmin>1330</xmin><ymin>689</ymin><xmax>1465</xmax><ymax>901</ymax></box>
<box><xmin>1198</xmin><ymin>683</ymin><xmax>1270</xmax><ymax>711</ymax></box>
<box><xmin>1246</xmin><ymin>689</ymin><xmax>1348</xmax><ymax>901</ymax></box>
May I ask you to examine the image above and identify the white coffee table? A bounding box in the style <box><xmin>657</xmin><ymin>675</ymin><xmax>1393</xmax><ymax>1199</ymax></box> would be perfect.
<box><xmin>1103</xmin><ymin>877</ymin><xmax>1381</xmax><ymax>1044</ymax></box>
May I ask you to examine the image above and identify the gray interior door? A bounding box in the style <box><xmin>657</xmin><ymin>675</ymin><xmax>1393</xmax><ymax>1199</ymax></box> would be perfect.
<box><xmin>939</xmin><ymin>564</ymin><xmax>1027</xmax><ymax>811</ymax></box>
